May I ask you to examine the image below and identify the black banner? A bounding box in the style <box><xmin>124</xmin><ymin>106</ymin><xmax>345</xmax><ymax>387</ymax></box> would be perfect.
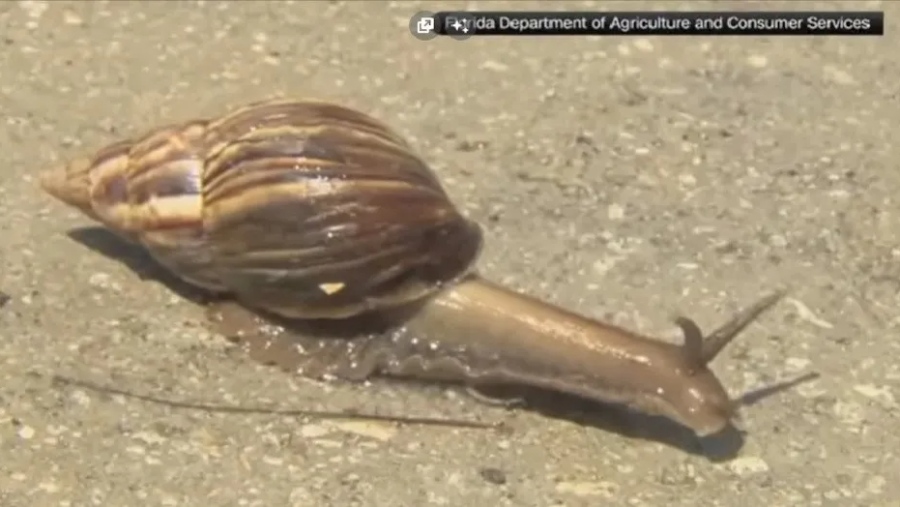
<box><xmin>434</xmin><ymin>11</ymin><xmax>883</xmax><ymax>36</ymax></box>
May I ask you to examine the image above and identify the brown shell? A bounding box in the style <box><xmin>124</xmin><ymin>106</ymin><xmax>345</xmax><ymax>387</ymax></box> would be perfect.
<box><xmin>40</xmin><ymin>99</ymin><xmax>484</xmax><ymax>319</ymax></box>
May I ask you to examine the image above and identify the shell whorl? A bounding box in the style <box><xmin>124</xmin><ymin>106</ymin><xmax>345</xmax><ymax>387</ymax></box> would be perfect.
<box><xmin>40</xmin><ymin>99</ymin><xmax>484</xmax><ymax>319</ymax></box>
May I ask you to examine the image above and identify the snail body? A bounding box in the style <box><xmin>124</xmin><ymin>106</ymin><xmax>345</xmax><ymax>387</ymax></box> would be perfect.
<box><xmin>41</xmin><ymin>98</ymin><xmax>784</xmax><ymax>438</ymax></box>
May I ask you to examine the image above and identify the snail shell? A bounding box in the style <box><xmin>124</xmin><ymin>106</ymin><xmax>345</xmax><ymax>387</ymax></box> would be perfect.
<box><xmin>40</xmin><ymin>99</ymin><xmax>483</xmax><ymax>319</ymax></box>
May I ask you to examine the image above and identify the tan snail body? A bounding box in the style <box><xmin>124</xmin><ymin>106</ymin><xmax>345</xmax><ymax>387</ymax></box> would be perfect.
<box><xmin>41</xmin><ymin>98</ymin><xmax>783</xmax><ymax>437</ymax></box>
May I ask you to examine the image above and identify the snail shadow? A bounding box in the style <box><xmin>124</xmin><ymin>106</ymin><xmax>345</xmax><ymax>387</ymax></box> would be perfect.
<box><xmin>63</xmin><ymin>226</ymin><xmax>819</xmax><ymax>461</ymax></box>
<box><xmin>510</xmin><ymin>371</ymin><xmax>818</xmax><ymax>461</ymax></box>
<box><xmin>385</xmin><ymin>371</ymin><xmax>818</xmax><ymax>462</ymax></box>
<box><xmin>476</xmin><ymin>386</ymin><xmax>743</xmax><ymax>459</ymax></box>
<box><xmin>66</xmin><ymin>227</ymin><xmax>217</xmax><ymax>306</ymax></box>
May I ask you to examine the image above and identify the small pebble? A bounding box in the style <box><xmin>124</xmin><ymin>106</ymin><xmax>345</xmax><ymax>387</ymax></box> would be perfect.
<box><xmin>88</xmin><ymin>272</ymin><xmax>113</xmax><ymax>288</ymax></box>
<box><xmin>747</xmin><ymin>55</ymin><xmax>768</xmax><ymax>68</ymax></box>
<box><xmin>555</xmin><ymin>480</ymin><xmax>619</xmax><ymax>498</ymax></box>
<box><xmin>678</xmin><ymin>173</ymin><xmax>697</xmax><ymax>186</ymax></box>
<box><xmin>299</xmin><ymin>424</ymin><xmax>331</xmax><ymax>439</ymax></box>
<box><xmin>480</xmin><ymin>60</ymin><xmax>509</xmax><ymax>72</ymax></box>
<box><xmin>63</xmin><ymin>10</ymin><xmax>83</xmax><ymax>26</ymax></box>
<box><xmin>607</xmin><ymin>203</ymin><xmax>625</xmax><ymax>220</ymax></box>
<box><xmin>478</xmin><ymin>467</ymin><xmax>507</xmax><ymax>485</ymax></box>
<box><xmin>17</xmin><ymin>425</ymin><xmax>36</xmax><ymax>440</ymax></box>
<box><xmin>726</xmin><ymin>456</ymin><xmax>770</xmax><ymax>476</ymax></box>
<box><xmin>823</xmin><ymin>65</ymin><xmax>856</xmax><ymax>86</ymax></box>
<box><xmin>633</xmin><ymin>38</ymin><xmax>654</xmax><ymax>52</ymax></box>
<box><xmin>853</xmin><ymin>384</ymin><xmax>897</xmax><ymax>410</ymax></box>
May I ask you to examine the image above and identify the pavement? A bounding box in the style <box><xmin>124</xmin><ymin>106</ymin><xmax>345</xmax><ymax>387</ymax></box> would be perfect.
<box><xmin>1</xmin><ymin>1</ymin><xmax>898</xmax><ymax>506</ymax></box>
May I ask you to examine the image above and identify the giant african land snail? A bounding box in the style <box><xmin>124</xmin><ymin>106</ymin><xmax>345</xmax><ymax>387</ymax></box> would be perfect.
<box><xmin>40</xmin><ymin>98</ymin><xmax>784</xmax><ymax>437</ymax></box>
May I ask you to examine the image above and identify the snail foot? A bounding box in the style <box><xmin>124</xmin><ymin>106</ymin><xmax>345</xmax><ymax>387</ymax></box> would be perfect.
<box><xmin>204</xmin><ymin>301</ymin><xmax>384</xmax><ymax>382</ymax></box>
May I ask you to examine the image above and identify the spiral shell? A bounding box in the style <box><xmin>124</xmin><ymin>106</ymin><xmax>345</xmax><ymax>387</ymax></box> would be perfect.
<box><xmin>41</xmin><ymin>99</ymin><xmax>484</xmax><ymax>319</ymax></box>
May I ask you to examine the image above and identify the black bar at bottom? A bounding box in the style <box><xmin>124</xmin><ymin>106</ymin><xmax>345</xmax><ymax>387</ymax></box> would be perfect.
<box><xmin>434</xmin><ymin>11</ymin><xmax>883</xmax><ymax>36</ymax></box>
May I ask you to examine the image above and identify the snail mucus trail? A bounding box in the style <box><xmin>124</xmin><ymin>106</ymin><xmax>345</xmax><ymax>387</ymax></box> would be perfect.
<box><xmin>40</xmin><ymin>98</ymin><xmax>785</xmax><ymax>438</ymax></box>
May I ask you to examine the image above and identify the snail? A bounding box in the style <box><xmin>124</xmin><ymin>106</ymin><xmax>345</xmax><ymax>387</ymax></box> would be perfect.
<box><xmin>40</xmin><ymin>98</ymin><xmax>785</xmax><ymax>438</ymax></box>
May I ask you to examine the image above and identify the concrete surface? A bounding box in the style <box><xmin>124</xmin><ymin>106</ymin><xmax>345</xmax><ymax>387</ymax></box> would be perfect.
<box><xmin>1</xmin><ymin>0</ymin><xmax>898</xmax><ymax>506</ymax></box>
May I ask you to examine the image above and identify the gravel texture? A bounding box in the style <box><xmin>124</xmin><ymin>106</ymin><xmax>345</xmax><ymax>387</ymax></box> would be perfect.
<box><xmin>1</xmin><ymin>1</ymin><xmax>898</xmax><ymax>506</ymax></box>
